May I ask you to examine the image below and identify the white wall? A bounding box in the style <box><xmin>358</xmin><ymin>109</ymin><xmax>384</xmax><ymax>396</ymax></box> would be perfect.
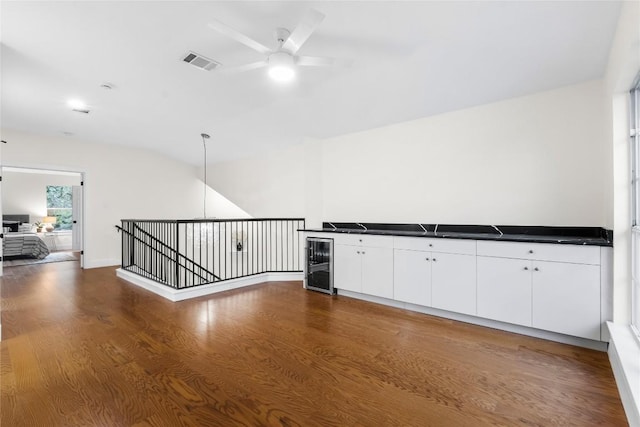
<box><xmin>207</xmin><ymin>143</ymin><xmax>306</xmax><ymax>219</ymax></box>
<box><xmin>2</xmin><ymin>170</ymin><xmax>80</xmax><ymax>223</ymax></box>
<box><xmin>322</xmin><ymin>80</ymin><xmax>605</xmax><ymax>226</ymax></box>
<box><xmin>0</xmin><ymin>128</ymin><xmax>249</xmax><ymax>268</ymax></box>
<box><xmin>603</xmin><ymin>0</ymin><xmax>640</xmax><ymax>324</ymax></box>
<box><xmin>209</xmin><ymin>80</ymin><xmax>607</xmax><ymax>229</ymax></box>
<box><xmin>201</xmin><ymin>185</ymin><xmax>251</xmax><ymax>220</ymax></box>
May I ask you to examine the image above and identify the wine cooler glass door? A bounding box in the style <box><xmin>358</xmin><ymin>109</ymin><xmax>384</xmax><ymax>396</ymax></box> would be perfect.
<box><xmin>306</xmin><ymin>238</ymin><xmax>334</xmax><ymax>294</ymax></box>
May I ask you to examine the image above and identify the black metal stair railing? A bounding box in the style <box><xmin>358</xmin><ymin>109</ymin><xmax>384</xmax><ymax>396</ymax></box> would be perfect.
<box><xmin>118</xmin><ymin>218</ymin><xmax>305</xmax><ymax>289</ymax></box>
<box><xmin>116</xmin><ymin>223</ymin><xmax>220</xmax><ymax>287</ymax></box>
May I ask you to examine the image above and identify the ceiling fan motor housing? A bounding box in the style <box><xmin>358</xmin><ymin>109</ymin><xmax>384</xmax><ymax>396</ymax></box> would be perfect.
<box><xmin>269</xmin><ymin>51</ymin><xmax>294</xmax><ymax>67</ymax></box>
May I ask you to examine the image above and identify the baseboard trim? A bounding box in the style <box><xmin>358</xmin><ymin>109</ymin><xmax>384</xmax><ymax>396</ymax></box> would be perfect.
<box><xmin>116</xmin><ymin>269</ymin><xmax>304</xmax><ymax>302</ymax></box>
<box><xmin>607</xmin><ymin>322</ymin><xmax>640</xmax><ymax>427</ymax></box>
<box><xmin>338</xmin><ymin>289</ymin><xmax>608</xmax><ymax>351</ymax></box>
<box><xmin>84</xmin><ymin>258</ymin><xmax>120</xmax><ymax>269</ymax></box>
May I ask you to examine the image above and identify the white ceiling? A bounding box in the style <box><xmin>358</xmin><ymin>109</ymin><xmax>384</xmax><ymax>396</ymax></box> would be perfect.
<box><xmin>0</xmin><ymin>1</ymin><xmax>621</xmax><ymax>166</ymax></box>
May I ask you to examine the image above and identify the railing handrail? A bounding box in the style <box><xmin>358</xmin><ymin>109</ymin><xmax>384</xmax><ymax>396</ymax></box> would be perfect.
<box><xmin>121</xmin><ymin>218</ymin><xmax>305</xmax><ymax>224</ymax></box>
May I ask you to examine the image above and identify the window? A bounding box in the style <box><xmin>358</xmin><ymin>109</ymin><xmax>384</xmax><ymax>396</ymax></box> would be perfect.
<box><xmin>631</xmin><ymin>75</ymin><xmax>640</xmax><ymax>335</ymax></box>
<box><xmin>46</xmin><ymin>186</ymin><xmax>73</xmax><ymax>230</ymax></box>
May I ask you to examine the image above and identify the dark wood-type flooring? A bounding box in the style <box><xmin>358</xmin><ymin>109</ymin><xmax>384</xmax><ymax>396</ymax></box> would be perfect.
<box><xmin>0</xmin><ymin>262</ymin><xmax>627</xmax><ymax>426</ymax></box>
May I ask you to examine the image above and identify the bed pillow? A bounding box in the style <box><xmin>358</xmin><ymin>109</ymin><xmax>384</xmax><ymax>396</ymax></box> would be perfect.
<box><xmin>2</xmin><ymin>221</ymin><xmax>19</xmax><ymax>232</ymax></box>
<box><xmin>18</xmin><ymin>224</ymin><xmax>33</xmax><ymax>232</ymax></box>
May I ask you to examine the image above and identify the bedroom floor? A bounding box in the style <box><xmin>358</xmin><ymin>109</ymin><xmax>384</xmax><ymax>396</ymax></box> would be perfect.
<box><xmin>2</xmin><ymin>251</ymin><xmax>80</xmax><ymax>268</ymax></box>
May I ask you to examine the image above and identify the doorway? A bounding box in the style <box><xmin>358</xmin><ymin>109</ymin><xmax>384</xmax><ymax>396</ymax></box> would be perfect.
<box><xmin>0</xmin><ymin>167</ymin><xmax>84</xmax><ymax>275</ymax></box>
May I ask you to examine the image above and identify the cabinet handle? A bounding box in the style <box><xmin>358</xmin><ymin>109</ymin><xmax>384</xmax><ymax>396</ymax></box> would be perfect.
<box><xmin>524</xmin><ymin>267</ymin><xmax>529</xmax><ymax>270</ymax></box>
<box><xmin>356</xmin><ymin>251</ymin><xmax>360</xmax><ymax>254</ymax></box>
<box><xmin>534</xmin><ymin>267</ymin><xmax>539</xmax><ymax>271</ymax></box>
<box><xmin>528</xmin><ymin>250</ymin><xmax>534</xmax><ymax>254</ymax></box>
<box><xmin>429</xmin><ymin>244</ymin><xmax>433</xmax><ymax>247</ymax></box>
<box><xmin>425</xmin><ymin>257</ymin><xmax>430</xmax><ymax>261</ymax></box>
<box><xmin>359</xmin><ymin>239</ymin><xmax>362</xmax><ymax>242</ymax></box>
<box><xmin>362</xmin><ymin>251</ymin><xmax>366</xmax><ymax>255</ymax></box>
<box><xmin>432</xmin><ymin>258</ymin><xmax>437</xmax><ymax>262</ymax></box>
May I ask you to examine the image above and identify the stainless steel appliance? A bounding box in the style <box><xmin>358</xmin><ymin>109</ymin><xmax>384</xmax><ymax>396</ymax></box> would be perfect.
<box><xmin>305</xmin><ymin>237</ymin><xmax>334</xmax><ymax>294</ymax></box>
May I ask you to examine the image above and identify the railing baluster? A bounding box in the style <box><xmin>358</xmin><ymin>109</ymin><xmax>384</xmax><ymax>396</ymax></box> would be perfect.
<box><xmin>175</xmin><ymin>222</ymin><xmax>180</xmax><ymax>288</ymax></box>
<box><xmin>269</xmin><ymin>220</ymin><xmax>272</xmax><ymax>272</ymax></box>
<box><xmin>244</xmin><ymin>220</ymin><xmax>248</xmax><ymax>277</ymax></box>
<box><xmin>233</xmin><ymin>221</ymin><xmax>237</xmax><ymax>279</ymax></box>
<box><xmin>217</xmin><ymin>223</ymin><xmax>219</xmax><ymax>281</ymax></box>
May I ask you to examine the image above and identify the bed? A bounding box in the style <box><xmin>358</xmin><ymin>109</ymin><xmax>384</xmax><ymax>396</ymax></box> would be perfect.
<box><xmin>3</xmin><ymin>215</ymin><xmax>50</xmax><ymax>260</ymax></box>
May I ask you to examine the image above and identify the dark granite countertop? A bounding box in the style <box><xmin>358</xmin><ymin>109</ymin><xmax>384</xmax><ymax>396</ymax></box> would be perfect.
<box><xmin>300</xmin><ymin>222</ymin><xmax>612</xmax><ymax>247</ymax></box>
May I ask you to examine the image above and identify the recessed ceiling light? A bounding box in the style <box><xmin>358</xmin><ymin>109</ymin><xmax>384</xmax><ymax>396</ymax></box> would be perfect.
<box><xmin>67</xmin><ymin>99</ymin><xmax>86</xmax><ymax>110</ymax></box>
<box><xmin>66</xmin><ymin>98</ymin><xmax>90</xmax><ymax>114</ymax></box>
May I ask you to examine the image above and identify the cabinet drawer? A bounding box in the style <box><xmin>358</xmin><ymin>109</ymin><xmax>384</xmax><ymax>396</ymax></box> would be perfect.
<box><xmin>332</xmin><ymin>233</ymin><xmax>392</xmax><ymax>248</ymax></box>
<box><xmin>477</xmin><ymin>241</ymin><xmax>600</xmax><ymax>265</ymax></box>
<box><xmin>394</xmin><ymin>237</ymin><xmax>476</xmax><ymax>255</ymax></box>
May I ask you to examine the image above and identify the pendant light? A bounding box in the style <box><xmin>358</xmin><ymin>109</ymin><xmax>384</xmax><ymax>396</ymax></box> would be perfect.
<box><xmin>201</xmin><ymin>133</ymin><xmax>210</xmax><ymax>218</ymax></box>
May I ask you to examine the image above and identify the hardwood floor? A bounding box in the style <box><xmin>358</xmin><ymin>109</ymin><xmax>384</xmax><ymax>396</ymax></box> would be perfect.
<box><xmin>1</xmin><ymin>262</ymin><xmax>627</xmax><ymax>426</ymax></box>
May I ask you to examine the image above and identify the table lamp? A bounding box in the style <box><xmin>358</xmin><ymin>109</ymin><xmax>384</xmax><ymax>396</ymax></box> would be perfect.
<box><xmin>42</xmin><ymin>216</ymin><xmax>57</xmax><ymax>232</ymax></box>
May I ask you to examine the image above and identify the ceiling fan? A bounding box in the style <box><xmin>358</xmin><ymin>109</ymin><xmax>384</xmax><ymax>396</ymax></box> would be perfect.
<box><xmin>208</xmin><ymin>9</ymin><xmax>350</xmax><ymax>82</ymax></box>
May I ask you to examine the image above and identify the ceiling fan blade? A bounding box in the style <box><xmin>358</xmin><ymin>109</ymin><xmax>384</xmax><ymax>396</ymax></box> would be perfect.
<box><xmin>208</xmin><ymin>20</ymin><xmax>272</xmax><ymax>55</ymax></box>
<box><xmin>281</xmin><ymin>9</ymin><xmax>325</xmax><ymax>54</ymax></box>
<box><xmin>296</xmin><ymin>56</ymin><xmax>352</xmax><ymax>67</ymax></box>
<box><xmin>219</xmin><ymin>61</ymin><xmax>268</xmax><ymax>74</ymax></box>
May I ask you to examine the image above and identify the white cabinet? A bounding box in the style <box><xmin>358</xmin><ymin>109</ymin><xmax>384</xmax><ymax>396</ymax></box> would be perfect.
<box><xmin>361</xmin><ymin>246</ymin><xmax>394</xmax><ymax>299</ymax></box>
<box><xmin>393</xmin><ymin>239</ymin><xmax>476</xmax><ymax>315</ymax></box>
<box><xmin>394</xmin><ymin>249</ymin><xmax>431</xmax><ymax>306</ymax></box>
<box><xmin>532</xmin><ymin>261</ymin><xmax>600</xmax><ymax>340</ymax></box>
<box><xmin>477</xmin><ymin>240</ymin><xmax>600</xmax><ymax>265</ymax></box>
<box><xmin>334</xmin><ymin>244</ymin><xmax>363</xmax><ymax>293</ymax></box>
<box><xmin>431</xmin><ymin>253</ymin><xmax>476</xmax><ymax>316</ymax></box>
<box><xmin>477</xmin><ymin>256</ymin><xmax>532</xmax><ymax>326</ymax></box>
<box><xmin>477</xmin><ymin>241</ymin><xmax>602</xmax><ymax>340</ymax></box>
<box><xmin>394</xmin><ymin>237</ymin><xmax>476</xmax><ymax>255</ymax></box>
<box><xmin>312</xmin><ymin>231</ymin><xmax>608</xmax><ymax>343</ymax></box>
<box><xmin>334</xmin><ymin>237</ymin><xmax>393</xmax><ymax>299</ymax></box>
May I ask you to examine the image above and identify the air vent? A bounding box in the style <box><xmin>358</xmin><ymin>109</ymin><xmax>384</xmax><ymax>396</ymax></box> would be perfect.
<box><xmin>182</xmin><ymin>51</ymin><xmax>220</xmax><ymax>71</ymax></box>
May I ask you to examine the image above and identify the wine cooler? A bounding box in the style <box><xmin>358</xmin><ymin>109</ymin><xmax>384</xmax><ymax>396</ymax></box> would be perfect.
<box><xmin>305</xmin><ymin>237</ymin><xmax>334</xmax><ymax>295</ymax></box>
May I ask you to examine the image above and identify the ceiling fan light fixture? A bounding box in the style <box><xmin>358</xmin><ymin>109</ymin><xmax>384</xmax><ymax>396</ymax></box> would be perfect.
<box><xmin>268</xmin><ymin>52</ymin><xmax>295</xmax><ymax>82</ymax></box>
<box><xmin>268</xmin><ymin>65</ymin><xmax>295</xmax><ymax>82</ymax></box>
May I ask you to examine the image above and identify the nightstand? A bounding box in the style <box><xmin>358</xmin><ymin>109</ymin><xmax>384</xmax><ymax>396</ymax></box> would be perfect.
<box><xmin>42</xmin><ymin>232</ymin><xmax>57</xmax><ymax>251</ymax></box>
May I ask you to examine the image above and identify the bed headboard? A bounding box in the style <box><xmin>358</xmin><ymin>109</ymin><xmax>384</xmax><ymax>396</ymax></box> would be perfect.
<box><xmin>3</xmin><ymin>214</ymin><xmax>30</xmax><ymax>224</ymax></box>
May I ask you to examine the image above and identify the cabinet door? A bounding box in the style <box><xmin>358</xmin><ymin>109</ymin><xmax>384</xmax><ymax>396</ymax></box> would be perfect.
<box><xmin>532</xmin><ymin>261</ymin><xmax>601</xmax><ymax>340</ymax></box>
<box><xmin>334</xmin><ymin>245</ymin><xmax>362</xmax><ymax>293</ymax></box>
<box><xmin>477</xmin><ymin>257</ymin><xmax>532</xmax><ymax>327</ymax></box>
<box><xmin>393</xmin><ymin>249</ymin><xmax>431</xmax><ymax>306</ymax></box>
<box><xmin>361</xmin><ymin>246</ymin><xmax>394</xmax><ymax>299</ymax></box>
<box><xmin>431</xmin><ymin>253</ymin><xmax>477</xmax><ymax>316</ymax></box>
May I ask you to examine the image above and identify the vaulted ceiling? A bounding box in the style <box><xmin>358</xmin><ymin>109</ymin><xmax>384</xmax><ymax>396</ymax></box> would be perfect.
<box><xmin>0</xmin><ymin>1</ymin><xmax>621</xmax><ymax>165</ymax></box>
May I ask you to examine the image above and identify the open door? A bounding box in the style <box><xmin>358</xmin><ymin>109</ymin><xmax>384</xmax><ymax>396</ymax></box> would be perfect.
<box><xmin>72</xmin><ymin>184</ymin><xmax>83</xmax><ymax>265</ymax></box>
<box><xmin>0</xmin><ymin>169</ymin><xmax>3</xmax><ymax>278</ymax></box>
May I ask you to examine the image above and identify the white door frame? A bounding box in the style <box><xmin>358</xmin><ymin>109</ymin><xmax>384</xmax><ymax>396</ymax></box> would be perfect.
<box><xmin>0</xmin><ymin>165</ymin><xmax>86</xmax><ymax>274</ymax></box>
